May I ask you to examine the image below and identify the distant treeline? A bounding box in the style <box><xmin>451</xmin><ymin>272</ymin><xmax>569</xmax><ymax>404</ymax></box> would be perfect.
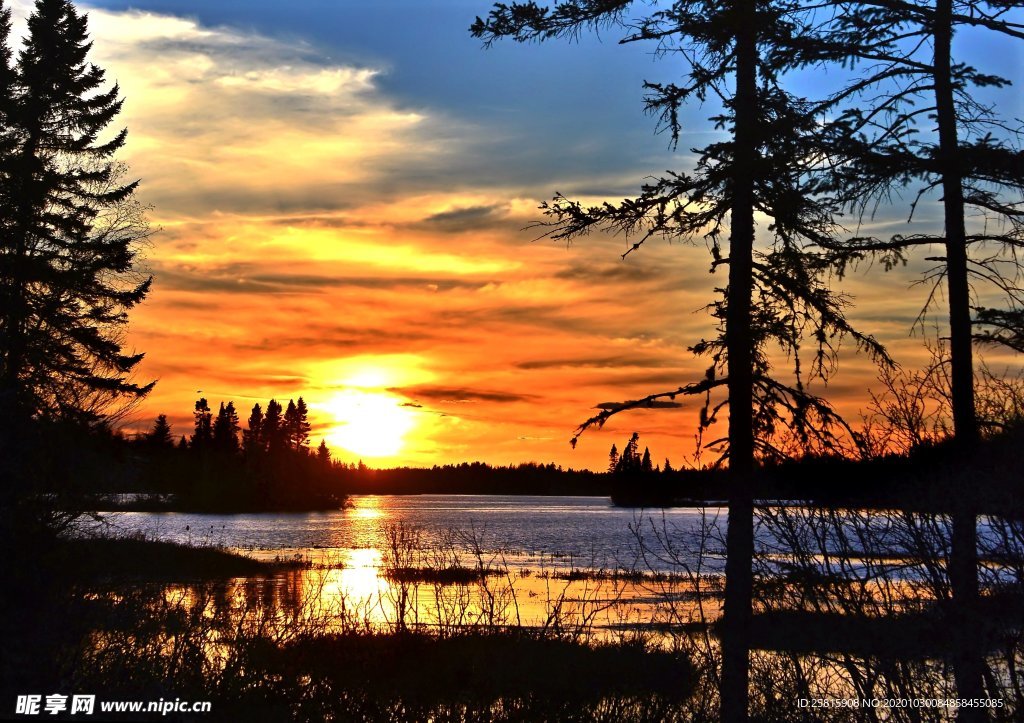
<box><xmin>134</xmin><ymin>397</ymin><xmax>345</xmax><ymax>511</ymax></box>
<box><xmin>605</xmin><ymin>430</ymin><xmax>1024</xmax><ymax>515</ymax></box>
<box><xmin>340</xmin><ymin>462</ymin><xmax>608</xmax><ymax>496</ymax></box>
<box><xmin>97</xmin><ymin>416</ymin><xmax>1024</xmax><ymax>513</ymax></box>
<box><xmin>607</xmin><ymin>432</ymin><xmax>694</xmax><ymax>506</ymax></box>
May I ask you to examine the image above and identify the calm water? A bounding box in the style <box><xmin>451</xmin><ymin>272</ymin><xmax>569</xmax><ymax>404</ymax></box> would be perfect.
<box><xmin>104</xmin><ymin>495</ymin><xmax>726</xmax><ymax>573</ymax></box>
<box><xmin>95</xmin><ymin>495</ymin><xmax>1023</xmax><ymax>634</ymax></box>
<box><xmin>97</xmin><ymin>496</ymin><xmax>729</xmax><ymax>630</ymax></box>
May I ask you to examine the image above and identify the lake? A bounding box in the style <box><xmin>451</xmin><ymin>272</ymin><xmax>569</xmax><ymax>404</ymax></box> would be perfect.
<box><xmin>98</xmin><ymin>495</ymin><xmax>727</xmax><ymax>631</ymax></box>
<box><xmin>96</xmin><ymin>495</ymin><xmax>1019</xmax><ymax>632</ymax></box>
<box><xmin>104</xmin><ymin>494</ymin><xmax>728</xmax><ymax>574</ymax></box>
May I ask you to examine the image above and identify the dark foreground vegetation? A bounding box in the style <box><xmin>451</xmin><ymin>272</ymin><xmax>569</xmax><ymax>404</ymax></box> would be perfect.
<box><xmin>1</xmin><ymin>529</ymin><xmax>697</xmax><ymax>722</ymax></box>
<box><xmin>5</xmin><ymin>497</ymin><xmax>1024</xmax><ymax>722</ymax></box>
<box><xmin>51</xmin><ymin>535</ymin><xmax>308</xmax><ymax>581</ymax></box>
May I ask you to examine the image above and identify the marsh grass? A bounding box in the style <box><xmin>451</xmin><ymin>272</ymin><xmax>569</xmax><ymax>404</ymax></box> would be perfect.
<box><xmin>384</xmin><ymin>565</ymin><xmax>504</xmax><ymax>584</ymax></box>
<box><xmin>9</xmin><ymin>507</ymin><xmax>1022</xmax><ymax>721</ymax></box>
<box><xmin>2</xmin><ymin>524</ymin><xmax>699</xmax><ymax>722</ymax></box>
<box><xmin>60</xmin><ymin>534</ymin><xmax>307</xmax><ymax>581</ymax></box>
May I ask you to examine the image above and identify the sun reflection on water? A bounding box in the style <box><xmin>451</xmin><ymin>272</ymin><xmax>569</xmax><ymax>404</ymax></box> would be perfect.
<box><xmin>349</xmin><ymin>496</ymin><xmax>385</xmax><ymax>520</ymax></box>
<box><xmin>337</xmin><ymin>548</ymin><xmax>385</xmax><ymax>604</ymax></box>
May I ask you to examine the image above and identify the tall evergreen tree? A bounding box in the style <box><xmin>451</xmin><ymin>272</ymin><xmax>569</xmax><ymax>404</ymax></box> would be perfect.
<box><xmin>607</xmin><ymin>443</ymin><xmax>619</xmax><ymax>473</ymax></box>
<box><xmin>640</xmin><ymin>446</ymin><xmax>653</xmax><ymax>474</ymax></box>
<box><xmin>147</xmin><ymin>413</ymin><xmax>173</xmax><ymax>448</ymax></box>
<box><xmin>243</xmin><ymin>402</ymin><xmax>263</xmax><ymax>455</ymax></box>
<box><xmin>191</xmin><ymin>398</ymin><xmax>212</xmax><ymax>449</ymax></box>
<box><xmin>283</xmin><ymin>399</ymin><xmax>298</xmax><ymax>451</ymax></box>
<box><xmin>281</xmin><ymin>397</ymin><xmax>313</xmax><ymax>452</ymax></box>
<box><xmin>0</xmin><ymin>3</ymin><xmax>15</xmax><ymax>160</ymax></box>
<box><xmin>0</xmin><ymin>0</ymin><xmax>152</xmax><ymax>436</ymax></box>
<box><xmin>818</xmin><ymin>4</ymin><xmax>1024</xmax><ymax>714</ymax></box>
<box><xmin>263</xmin><ymin>399</ymin><xmax>285</xmax><ymax>454</ymax></box>
<box><xmin>824</xmin><ymin>0</ymin><xmax>1024</xmax><ymax>448</ymax></box>
<box><xmin>617</xmin><ymin>432</ymin><xmax>641</xmax><ymax>474</ymax></box>
<box><xmin>212</xmin><ymin>401</ymin><xmax>240</xmax><ymax>454</ymax></box>
<box><xmin>294</xmin><ymin>396</ymin><xmax>312</xmax><ymax>451</ymax></box>
<box><xmin>317</xmin><ymin>438</ymin><xmax>331</xmax><ymax>466</ymax></box>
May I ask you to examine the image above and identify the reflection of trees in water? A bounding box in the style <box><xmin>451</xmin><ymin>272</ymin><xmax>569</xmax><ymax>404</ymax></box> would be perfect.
<box><xmin>637</xmin><ymin>507</ymin><xmax>1023</xmax><ymax>720</ymax></box>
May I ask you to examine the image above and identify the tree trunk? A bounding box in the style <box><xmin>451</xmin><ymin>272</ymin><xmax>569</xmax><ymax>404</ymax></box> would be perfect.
<box><xmin>934</xmin><ymin>0</ymin><xmax>975</xmax><ymax>448</ymax></box>
<box><xmin>720</xmin><ymin>1</ymin><xmax>758</xmax><ymax>720</ymax></box>
<box><xmin>934</xmin><ymin>2</ymin><xmax>984</xmax><ymax>718</ymax></box>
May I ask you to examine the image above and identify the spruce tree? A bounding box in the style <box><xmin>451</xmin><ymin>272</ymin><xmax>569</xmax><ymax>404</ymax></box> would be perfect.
<box><xmin>147</xmin><ymin>414</ymin><xmax>173</xmax><ymax>448</ymax></box>
<box><xmin>824</xmin><ymin>0</ymin><xmax>1024</xmax><ymax>448</ymax></box>
<box><xmin>0</xmin><ymin>3</ymin><xmax>15</xmax><ymax>160</ymax></box>
<box><xmin>212</xmin><ymin>401</ymin><xmax>240</xmax><ymax>454</ymax></box>
<box><xmin>0</xmin><ymin>0</ymin><xmax>152</xmax><ymax>433</ymax></box>
<box><xmin>283</xmin><ymin>399</ymin><xmax>299</xmax><ymax>451</ymax></box>
<box><xmin>317</xmin><ymin>439</ymin><xmax>331</xmax><ymax>466</ymax></box>
<box><xmin>641</xmin><ymin>446</ymin><xmax>653</xmax><ymax>474</ymax></box>
<box><xmin>191</xmin><ymin>398</ymin><xmax>212</xmax><ymax>449</ymax></box>
<box><xmin>263</xmin><ymin>399</ymin><xmax>285</xmax><ymax>454</ymax></box>
<box><xmin>620</xmin><ymin>432</ymin><xmax>641</xmax><ymax>473</ymax></box>
<box><xmin>294</xmin><ymin>397</ymin><xmax>312</xmax><ymax>451</ymax></box>
<box><xmin>243</xmin><ymin>403</ymin><xmax>263</xmax><ymax>455</ymax></box>
<box><xmin>819</xmin><ymin>4</ymin><xmax>1024</xmax><ymax>713</ymax></box>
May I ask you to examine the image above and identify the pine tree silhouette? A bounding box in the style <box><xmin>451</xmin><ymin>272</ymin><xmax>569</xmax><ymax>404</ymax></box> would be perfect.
<box><xmin>191</xmin><ymin>398</ymin><xmax>212</xmax><ymax>449</ymax></box>
<box><xmin>147</xmin><ymin>414</ymin><xmax>173</xmax><ymax>448</ymax></box>
<box><xmin>0</xmin><ymin>0</ymin><xmax>152</xmax><ymax>428</ymax></box>
<box><xmin>244</xmin><ymin>403</ymin><xmax>263</xmax><ymax>455</ymax></box>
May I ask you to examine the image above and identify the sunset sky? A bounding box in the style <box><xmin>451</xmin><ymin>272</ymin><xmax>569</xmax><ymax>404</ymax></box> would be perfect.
<box><xmin>12</xmin><ymin>1</ymin><xmax>1023</xmax><ymax>469</ymax></box>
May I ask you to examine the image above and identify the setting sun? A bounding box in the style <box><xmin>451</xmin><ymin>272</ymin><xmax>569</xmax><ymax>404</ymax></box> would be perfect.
<box><xmin>319</xmin><ymin>389</ymin><xmax>418</xmax><ymax>459</ymax></box>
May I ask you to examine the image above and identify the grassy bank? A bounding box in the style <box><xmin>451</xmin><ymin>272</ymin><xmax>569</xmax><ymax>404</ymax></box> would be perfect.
<box><xmin>55</xmin><ymin>535</ymin><xmax>307</xmax><ymax>581</ymax></box>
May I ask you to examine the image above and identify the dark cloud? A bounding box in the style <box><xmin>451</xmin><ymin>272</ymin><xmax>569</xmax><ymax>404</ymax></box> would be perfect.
<box><xmin>518</xmin><ymin>355</ymin><xmax>677</xmax><ymax>370</ymax></box>
<box><xmin>563</xmin><ymin>184</ymin><xmax>653</xmax><ymax>198</ymax></box>
<box><xmin>142</xmin><ymin>184</ymin><xmax>368</xmax><ymax>218</ymax></box>
<box><xmin>415</xmin><ymin>204</ymin><xmax>509</xmax><ymax>233</ymax></box>
<box><xmin>233</xmin><ymin>325</ymin><xmax>442</xmax><ymax>354</ymax></box>
<box><xmin>591</xmin><ymin>370</ymin><xmax>701</xmax><ymax>389</ymax></box>
<box><xmin>141</xmin><ymin>361</ymin><xmax>308</xmax><ymax>392</ymax></box>
<box><xmin>151</xmin><ymin>261</ymin><xmax>494</xmax><ymax>295</ymax></box>
<box><xmin>596</xmin><ymin>400</ymin><xmax>683</xmax><ymax>410</ymax></box>
<box><xmin>431</xmin><ymin>303</ymin><xmax>613</xmax><ymax>337</ymax></box>
<box><xmin>553</xmin><ymin>258</ymin><xmax>713</xmax><ymax>299</ymax></box>
<box><xmin>264</xmin><ymin>215</ymin><xmax>378</xmax><ymax>229</ymax></box>
<box><xmin>553</xmin><ymin>261</ymin><xmax>663</xmax><ymax>284</ymax></box>
<box><xmin>393</xmin><ymin>385</ymin><xmax>535</xmax><ymax>404</ymax></box>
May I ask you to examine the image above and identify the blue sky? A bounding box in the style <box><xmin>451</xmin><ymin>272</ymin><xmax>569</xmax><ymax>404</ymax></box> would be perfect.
<box><xmin>83</xmin><ymin>0</ymin><xmax>1023</xmax><ymax>192</ymax></box>
<box><xmin>84</xmin><ymin>0</ymin><xmax>688</xmax><ymax>188</ymax></box>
